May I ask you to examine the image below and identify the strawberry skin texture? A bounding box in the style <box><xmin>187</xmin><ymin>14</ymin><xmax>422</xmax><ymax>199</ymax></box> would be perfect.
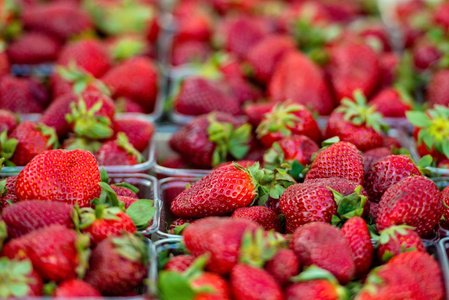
<box><xmin>39</xmin><ymin>93</ymin><xmax>77</xmax><ymax>138</ymax></box>
<box><xmin>192</xmin><ymin>272</ymin><xmax>231</xmax><ymax>300</ymax></box>
<box><xmin>341</xmin><ymin>217</ymin><xmax>373</xmax><ymax>277</ymax></box>
<box><xmin>290</xmin><ymin>222</ymin><xmax>355</xmax><ymax>284</ymax></box>
<box><xmin>365</xmin><ymin>155</ymin><xmax>421</xmax><ymax>201</ymax></box>
<box><xmin>305</xmin><ymin>141</ymin><xmax>365</xmax><ymax>185</ymax></box>
<box><xmin>362</xmin><ymin>147</ymin><xmax>392</xmax><ymax>174</ymax></box>
<box><xmin>16</xmin><ymin>149</ymin><xmax>101</xmax><ymax>207</ymax></box>
<box><xmin>0</xmin><ymin>175</ymin><xmax>18</xmax><ymax>211</ymax></box>
<box><xmin>113</xmin><ymin>118</ymin><xmax>154</xmax><ymax>152</ymax></box>
<box><xmin>441</xmin><ymin>186</ymin><xmax>449</xmax><ymax>221</ymax></box>
<box><xmin>427</xmin><ymin>69</ymin><xmax>449</xmax><ymax>107</ymax></box>
<box><xmin>377</xmin><ymin>228</ymin><xmax>425</xmax><ymax>263</ymax></box>
<box><xmin>376</xmin><ymin>176</ymin><xmax>442</xmax><ymax>237</ymax></box>
<box><xmin>164</xmin><ymin>255</ymin><xmax>195</xmax><ymax>273</ymax></box>
<box><xmin>1</xmin><ymin>200</ymin><xmax>74</xmax><ymax>238</ymax></box>
<box><xmin>54</xmin><ymin>279</ymin><xmax>101</xmax><ymax>297</ymax></box>
<box><xmin>230</xmin><ymin>264</ymin><xmax>283</xmax><ymax>300</ymax></box>
<box><xmin>286</xmin><ymin>280</ymin><xmax>339</xmax><ymax>300</ymax></box>
<box><xmin>231</xmin><ymin>206</ymin><xmax>282</xmax><ymax>232</ymax></box>
<box><xmin>276</xmin><ymin>135</ymin><xmax>319</xmax><ymax>165</ymax></box>
<box><xmin>0</xmin><ymin>76</ymin><xmax>48</xmax><ymax>113</ymax></box>
<box><xmin>0</xmin><ymin>109</ymin><xmax>17</xmax><ymax>134</ymax></box>
<box><xmin>168</xmin><ymin>217</ymin><xmax>195</xmax><ymax>235</ymax></box>
<box><xmin>95</xmin><ymin>141</ymin><xmax>139</xmax><ymax>166</ymax></box>
<box><xmin>83</xmin><ymin>212</ymin><xmax>137</xmax><ymax>244</ymax></box>
<box><xmin>0</xmin><ymin>50</ymin><xmax>10</xmax><ymax>77</ymax></box>
<box><xmin>171</xmin><ymin>168</ymin><xmax>256</xmax><ymax>218</ymax></box>
<box><xmin>370</xmin><ymin>88</ymin><xmax>412</xmax><ymax>118</ymax></box>
<box><xmin>7</xmin><ymin>32</ymin><xmax>60</xmax><ymax>64</ymax></box>
<box><xmin>183</xmin><ymin>217</ymin><xmax>260</xmax><ymax>274</ymax></box>
<box><xmin>280</xmin><ymin>183</ymin><xmax>337</xmax><ymax>233</ymax></box>
<box><xmin>244</xmin><ymin>102</ymin><xmax>276</xmax><ymax>127</ymax></box>
<box><xmin>111</xmin><ymin>185</ymin><xmax>138</xmax><ymax>199</ymax></box>
<box><xmin>265</xmin><ymin>249</ymin><xmax>300</xmax><ymax>287</ymax></box>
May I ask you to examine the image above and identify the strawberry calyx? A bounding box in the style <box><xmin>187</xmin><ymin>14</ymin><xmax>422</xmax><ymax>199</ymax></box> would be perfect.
<box><xmin>111</xmin><ymin>232</ymin><xmax>149</xmax><ymax>266</ymax></box>
<box><xmin>77</xmin><ymin>205</ymin><xmax>123</xmax><ymax>229</ymax></box>
<box><xmin>63</xmin><ymin>137</ymin><xmax>102</xmax><ymax>153</ymax></box>
<box><xmin>330</xmin><ymin>186</ymin><xmax>367</xmax><ymax>227</ymax></box>
<box><xmin>263</xmin><ymin>142</ymin><xmax>305</xmax><ymax>182</ymax></box>
<box><xmin>110</xmin><ymin>36</ymin><xmax>146</xmax><ymax>62</ymax></box>
<box><xmin>207</xmin><ymin>114</ymin><xmax>252</xmax><ymax>167</ymax></box>
<box><xmin>173</xmin><ymin>223</ymin><xmax>190</xmax><ymax>235</ymax></box>
<box><xmin>0</xmin><ymin>221</ymin><xmax>6</xmax><ymax>251</ymax></box>
<box><xmin>256</xmin><ymin>103</ymin><xmax>303</xmax><ymax>140</ymax></box>
<box><xmin>0</xmin><ymin>130</ymin><xmax>18</xmax><ymax>166</ymax></box>
<box><xmin>36</xmin><ymin>123</ymin><xmax>59</xmax><ymax>149</ymax></box>
<box><xmin>0</xmin><ymin>257</ymin><xmax>36</xmax><ymax>298</ymax></box>
<box><xmin>337</xmin><ymin>90</ymin><xmax>386</xmax><ymax>134</ymax></box>
<box><xmin>65</xmin><ymin>98</ymin><xmax>114</xmax><ymax>139</ymax></box>
<box><xmin>57</xmin><ymin>63</ymin><xmax>111</xmax><ymax>96</ymax></box>
<box><xmin>292</xmin><ymin>18</ymin><xmax>341</xmax><ymax>55</ymax></box>
<box><xmin>74</xmin><ymin>233</ymin><xmax>91</xmax><ymax>279</ymax></box>
<box><xmin>126</xmin><ymin>199</ymin><xmax>156</xmax><ymax>230</ymax></box>
<box><xmin>374</xmin><ymin>225</ymin><xmax>418</xmax><ymax>262</ymax></box>
<box><xmin>291</xmin><ymin>265</ymin><xmax>350</xmax><ymax>300</ymax></box>
<box><xmin>116</xmin><ymin>132</ymin><xmax>144</xmax><ymax>163</ymax></box>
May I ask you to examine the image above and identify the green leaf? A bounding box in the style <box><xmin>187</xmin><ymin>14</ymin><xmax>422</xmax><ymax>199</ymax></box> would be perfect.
<box><xmin>158</xmin><ymin>271</ymin><xmax>196</xmax><ymax>300</ymax></box>
<box><xmin>406</xmin><ymin>111</ymin><xmax>432</xmax><ymax>127</ymax></box>
<box><xmin>126</xmin><ymin>200</ymin><xmax>155</xmax><ymax>230</ymax></box>
<box><xmin>417</xmin><ymin>155</ymin><xmax>433</xmax><ymax>168</ymax></box>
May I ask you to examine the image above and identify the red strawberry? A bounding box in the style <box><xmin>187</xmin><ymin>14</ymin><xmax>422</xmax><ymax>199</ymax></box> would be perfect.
<box><xmin>382</xmin><ymin>136</ymin><xmax>402</xmax><ymax>149</ymax></box>
<box><xmin>365</xmin><ymin>155</ymin><xmax>421</xmax><ymax>201</ymax></box>
<box><xmin>54</xmin><ymin>279</ymin><xmax>101</xmax><ymax>297</ymax></box>
<box><xmin>0</xmin><ymin>109</ymin><xmax>17</xmax><ymax>134</ymax></box>
<box><xmin>231</xmin><ymin>206</ymin><xmax>282</xmax><ymax>232</ymax></box>
<box><xmin>370</xmin><ymin>88</ymin><xmax>413</xmax><ymax>118</ymax></box>
<box><xmin>183</xmin><ymin>217</ymin><xmax>260</xmax><ymax>274</ymax></box>
<box><xmin>0</xmin><ymin>258</ymin><xmax>43</xmax><ymax>297</ymax></box>
<box><xmin>117</xmin><ymin>195</ymin><xmax>139</xmax><ymax>209</ymax></box>
<box><xmin>325</xmin><ymin>91</ymin><xmax>384</xmax><ymax>152</ymax></box>
<box><xmin>243</xmin><ymin>102</ymin><xmax>276</xmax><ymax>127</ymax></box>
<box><xmin>426</xmin><ymin>69</ymin><xmax>449</xmax><ymax>107</ymax></box>
<box><xmin>171</xmin><ymin>40</ymin><xmax>211</xmax><ymax>66</ymax></box>
<box><xmin>327</xmin><ymin>41</ymin><xmax>380</xmax><ymax>101</ymax></box>
<box><xmin>16</xmin><ymin>149</ymin><xmax>101</xmax><ymax>207</ymax></box>
<box><xmin>362</xmin><ymin>147</ymin><xmax>392</xmax><ymax>174</ymax></box>
<box><xmin>111</xmin><ymin>184</ymin><xmax>138</xmax><ymax>199</ymax></box>
<box><xmin>290</xmin><ymin>222</ymin><xmax>355</xmax><ymax>284</ymax></box>
<box><xmin>113</xmin><ymin>118</ymin><xmax>154</xmax><ymax>152</ymax></box>
<box><xmin>0</xmin><ymin>175</ymin><xmax>18</xmax><ymax>211</ymax></box>
<box><xmin>102</xmin><ymin>57</ymin><xmax>158</xmax><ymax>113</ymax></box>
<box><xmin>39</xmin><ymin>93</ymin><xmax>77</xmax><ymax>138</ymax></box>
<box><xmin>231</xmin><ymin>264</ymin><xmax>283</xmax><ymax>300</ymax></box>
<box><xmin>378</xmin><ymin>52</ymin><xmax>399</xmax><ymax>88</ymax></box>
<box><xmin>192</xmin><ymin>272</ymin><xmax>232</xmax><ymax>300</ymax></box>
<box><xmin>9</xmin><ymin>122</ymin><xmax>58</xmax><ymax>166</ymax></box>
<box><xmin>174</xmin><ymin>77</ymin><xmax>240</xmax><ymax>116</ymax></box>
<box><xmin>412</xmin><ymin>39</ymin><xmax>441</xmax><ymax>70</ymax></box>
<box><xmin>84</xmin><ymin>233</ymin><xmax>149</xmax><ymax>296</ymax></box>
<box><xmin>164</xmin><ymin>255</ymin><xmax>195</xmax><ymax>273</ymax></box>
<box><xmin>441</xmin><ymin>186</ymin><xmax>449</xmax><ymax>221</ymax></box>
<box><xmin>303</xmin><ymin>177</ymin><xmax>369</xmax><ymax>200</ymax></box>
<box><xmin>246</xmin><ymin>34</ymin><xmax>296</xmax><ymax>84</ymax></box>
<box><xmin>256</xmin><ymin>103</ymin><xmax>322</xmax><ymax>147</ymax></box>
<box><xmin>341</xmin><ymin>217</ymin><xmax>373</xmax><ymax>277</ymax></box>
<box><xmin>265</xmin><ymin>249</ymin><xmax>300</xmax><ymax>287</ymax></box>
<box><xmin>269</xmin><ymin>51</ymin><xmax>334</xmax><ymax>115</ymax></box>
<box><xmin>305</xmin><ymin>141</ymin><xmax>365</xmax><ymax>185</ymax></box>
<box><xmin>1</xmin><ymin>200</ymin><xmax>74</xmax><ymax>238</ymax></box>
<box><xmin>369</xmin><ymin>201</ymin><xmax>379</xmax><ymax>222</ymax></box>
<box><xmin>115</xmin><ymin>97</ymin><xmax>145</xmax><ymax>113</ymax></box>
<box><xmin>96</xmin><ymin>133</ymin><xmax>143</xmax><ymax>166</ymax></box>
<box><xmin>7</xmin><ymin>32</ymin><xmax>60</xmax><ymax>64</ymax></box>
<box><xmin>377</xmin><ymin>226</ymin><xmax>425</xmax><ymax>263</ymax></box>
<box><xmin>434</xmin><ymin>2</ymin><xmax>449</xmax><ymax>31</ymax></box>
<box><xmin>215</xmin><ymin>160</ymin><xmax>257</xmax><ymax>171</ymax></box>
<box><xmin>0</xmin><ymin>42</ymin><xmax>10</xmax><ymax>77</ymax></box>
<box><xmin>174</xmin><ymin>9</ymin><xmax>213</xmax><ymax>43</ymax></box>
<box><xmin>376</xmin><ymin>176</ymin><xmax>442</xmax><ymax>237</ymax></box>
<box><xmin>168</xmin><ymin>218</ymin><xmax>195</xmax><ymax>235</ymax></box>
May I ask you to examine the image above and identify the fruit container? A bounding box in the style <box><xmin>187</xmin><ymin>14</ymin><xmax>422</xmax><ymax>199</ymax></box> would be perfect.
<box><xmin>1</xmin><ymin>113</ymin><xmax>156</xmax><ymax>175</ymax></box>
<box><xmin>437</xmin><ymin>237</ymin><xmax>449</xmax><ymax>298</ymax></box>
<box><xmin>12</xmin><ymin>63</ymin><xmax>54</xmax><ymax>78</ymax></box>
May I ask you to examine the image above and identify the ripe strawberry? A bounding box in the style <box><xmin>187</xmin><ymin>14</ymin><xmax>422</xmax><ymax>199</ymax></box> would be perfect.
<box><xmin>434</xmin><ymin>2</ymin><xmax>449</xmax><ymax>31</ymax></box>
<box><xmin>9</xmin><ymin>122</ymin><xmax>58</xmax><ymax>166</ymax></box>
<box><xmin>290</xmin><ymin>222</ymin><xmax>355</xmax><ymax>284</ymax></box>
<box><xmin>377</xmin><ymin>226</ymin><xmax>425</xmax><ymax>263</ymax></box>
<box><xmin>16</xmin><ymin>149</ymin><xmax>101</xmax><ymax>207</ymax></box>
<box><xmin>243</xmin><ymin>102</ymin><xmax>276</xmax><ymax>127</ymax></box>
<box><xmin>362</xmin><ymin>147</ymin><xmax>392</xmax><ymax>174</ymax></box>
<box><xmin>382</xmin><ymin>136</ymin><xmax>402</xmax><ymax>149</ymax></box>
<box><xmin>1</xmin><ymin>200</ymin><xmax>74</xmax><ymax>238</ymax></box>
<box><xmin>7</xmin><ymin>32</ymin><xmax>60</xmax><ymax>64</ymax></box>
<box><xmin>231</xmin><ymin>264</ymin><xmax>283</xmax><ymax>300</ymax></box>
<box><xmin>183</xmin><ymin>217</ymin><xmax>260</xmax><ymax>274</ymax></box>
<box><xmin>256</xmin><ymin>103</ymin><xmax>322</xmax><ymax>147</ymax></box>
<box><xmin>364</xmin><ymin>155</ymin><xmax>421</xmax><ymax>201</ymax></box>
<box><xmin>325</xmin><ymin>91</ymin><xmax>384</xmax><ymax>152</ymax></box>
<box><xmin>78</xmin><ymin>206</ymin><xmax>137</xmax><ymax>244</ymax></box>
<box><xmin>0</xmin><ymin>109</ymin><xmax>17</xmax><ymax>134</ymax></box>
<box><xmin>231</xmin><ymin>206</ymin><xmax>282</xmax><ymax>232</ymax></box>
<box><xmin>0</xmin><ymin>42</ymin><xmax>10</xmax><ymax>77</ymax></box>
<box><xmin>246</xmin><ymin>34</ymin><xmax>296</xmax><ymax>84</ymax></box>
<box><xmin>265</xmin><ymin>249</ymin><xmax>300</xmax><ymax>287</ymax></box>
<box><xmin>0</xmin><ymin>175</ymin><xmax>18</xmax><ymax>211</ymax></box>
<box><xmin>305</xmin><ymin>141</ymin><xmax>365</xmax><ymax>185</ymax></box>
<box><xmin>327</xmin><ymin>41</ymin><xmax>380</xmax><ymax>101</ymax></box>
<box><xmin>0</xmin><ymin>258</ymin><xmax>43</xmax><ymax>297</ymax></box>
<box><xmin>54</xmin><ymin>279</ymin><xmax>101</xmax><ymax>297</ymax></box>
<box><xmin>174</xmin><ymin>77</ymin><xmax>240</xmax><ymax>116</ymax></box>
<box><xmin>102</xmin><ymin>57</ymin><xmax>158</xmax><ymax>113</ymax></box>
<box><xmin>174</xmin><ymin>8</ymin><xmax>213</xmax><ymax>43</ymax></box>
<box><xmin>111</xmin><ymin>184</ymin><xmax>138</xmax><ymax>199</ymax></box>
<box><xmin>370</xmin><ymin>88</ymin><xmax>413</xmax><ymax>118</ymax></box>
<box><xmin>441</xmin><ymin>186</ymin><xmax>449</xmax><ymax>221</ymax></box>
<box><xmin>171</xmin><ymin>40</ymin><xmax>211</xmax><ymax>66</ymax></box>
<box><xmin>164</xmin><ymin>255</ymin><xmax>195</xmax><ymax>273</ymax></box>
<box><xmin>112</xmin><ymin>118</ymin><xmax>154</xmax><ymax>152</ymax></box>
<box><xmin>84</xmin><ymin>233</ymin><xmax>148</xmax><ymax>296</ymax></box>
<box><xmin>168</xmin><ymin>218</ymin><xmax>195</xmax><ymax>235</ymax></box>
<box><xmin>169</xmin><ymin>112</ymin><xmax>252</xmax><ymax>169</ymax></box>
<box><xmin>269</xmin><ymin>51</ymin><xmax>334</xmax><ymax>115</ymax></box>
<box><xmin>426</xmin><ymin>69</ymin><xmax>449</xmax><ymax>107</ymax></box>
<box><xmin>341</xmin><ymin>217</ymin><xmax>373</xmax><ymax>277</ymax></box>
<box><xmin>22</xmin><ymin>2</ymin><xmax>92</xmax><ymax>40</ymax></box>
<box><xmin>96</xmin><ymin>133</ymin><xmax>143</xmax><ymax>166</ymax></box>
<box><xmin>378</xmin><ymin>52</ymin><xmax>399</xmax><ymax>88</ymax></box>
<box><xmin>115</xmin><ymin>97</ymin><xmax>145</xmax><ymax>113</ymax></box>
<box><xmin>215</xmin><ymin>160</ymin><xmax>257</xmax><ymax>171</ymax></box>
<box><xmin>412</xmin><ymin>39</ymin><xmax>441</xmax><ymax>70</ymax></box>
<box><xmin>304</xmin><ymin>177</ymin><xmax>369</xmax><ymax>199</ymax></box>
<box><xmin>376</xmin><ymin>176</ymin><xmax>442</xmax><ymax>237</ymax></box>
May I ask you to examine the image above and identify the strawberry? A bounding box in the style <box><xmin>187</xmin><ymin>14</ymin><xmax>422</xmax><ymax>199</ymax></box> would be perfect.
<box><xmin>269</xmin><ymin>51</ymin><xmax>334</xmax><ymax>115</ymax></box>
<box><xmin>0</xmin><ymin>175</ymin><xmax>18</xmax><ymax>211</ymax></box>
<box><xmin>370</xmin><ymin>88</ymin><xmax>413</xmax><ymax>118</ymax></box>
<box><xmin>243</xmin><ymin>102</ymin><xmax>276</xmax><ymax>127</ymax></box>
<box><xmin>341</xmin><ymin>217</ymin><xmax>373</xmax><ymax>277</ymax></box>
<box><xmin>169</xmin><ymin>112</ymin><xmax>252</xmax><ymax>169</ymax></box>
<box><xmin>16</xmin><ymin>149</ymin><xmax>101</xmax><ymax>207</ymax></box>
<box><xmin>0</xmin><ymin>109</ymin><xmax>17</xmax><ymax>134</ymax></box>
<box><xmin>230</xmin><ymin>264</ymin><xmax>283</xmax><ymax>300</ymax></box>
<box><xmin>246</xmin><ymin>34</ymin><xmax>296</xmax><ymax>84</ymax></box>
<box><xmin>303</xmin><ymin>177</ymin><xmax>369</xmax><ymax>200</ymax></box>
<box><xmin>22</xmin><ymin>2</ymin><xmax>92</xmax><ymax>40</ymax></box>
<box><xmin>434</xmin><ymin>1</ymin><xmax>449</xmax><ymax>31</ymax></box>
<box><xmin>111</xmin><ymin>184</ymin><xmax>139</xmax><ymax>199</ymax></box>
<box><xmin>412</xmin><ymin>38</ymin><xmax>441</xmax><ymax>70</ymax></box>
<box><xmin>6</xmin><ymin>32</ymin><xmax>60</xmax><ymax>64</ymax></box>
<box><xmin>164</xmin><ymin>255</ymin><xmax>195</xmax><ymax>273</ymax></box>
<box><xmin>378</xmin><ymin>52</ymin><xmax>399</xmax><ymax>88</ymax></box>
<box><xmin>231</xmin><ymin>206</ymin><xmax>282</xmax><ymax>232</ymax></box>
<box><xmin>112</xmin><ymin>118</ymin><xmax>154</xmax><ymax>152</ymax></box>
<box><xmin>0</xmin><ymin>42</ymin><xmax>10</xmax><ymax>77</ymax></box>
<box><xmin>95</xmin><ymin>133</ymin><xmax>143</xmax><ymax>166</ymax></box>
<box><xmin>265</xmin><ymin>249</ymin><xmax>300</xmax><ymax>287</ymax></box>
<box><xmin>256</xmin><ymin>103</ymin><xmax>322</xmax><ymax>147</ymax></box>
<box><xmin>173</xmin><ymin>10</ymin><xmax>213</xmax><ymax>44</ymax></box>
<box><xmin>441</xmin><ymin>186</ymin><xmax>449</xmax><ymax>222</ymax></box>
<box><xmin>9</xmin><ymin>121</ymin><xmax>58</xmax><ymax>166</ymax></box>
<box><xmin>101</xmin><ymin>57</ymin><xmax>158</xmax><ymax>113</ymax></box>
<box><xmin>168</xmin><ymin>218</ymin><xmax>195</xmax><ymax>235</ymax></box>
<box><xmin>174</xmin><ymin>77</ymin><xmax>240</xmax><ymax>116</ymax></box>
<box><xmin>183</xmin><ymin>217</ymin><xmax>260</xmax><ymax>274</ymax></box>
<box><xmin>364</xmin><ymin>155</ymin><xmax>422</xmax><ymax>202</ymax></box>
<box><xmin>325</xmin><ymin>91</ymin><xmax>384</xmax><ymax>152</ymax></box>
<box><xmin>84</xmin><ymin>233</ymin><xmax>149</xmax><ymax>296</ymax></box>
<box><xmin>327</xmin><ymin>41</ymin><xmax>380</xmax><ymax>101</ymax></box>
<box><xmin>53</xmin><ymin>279</ymin><xmax>101</xmax><ymax>297</ymax></box>
<box><xmin>171</xmin><ymin>40</ymin><xmax>211</xmax><ymax>66</ymax></box>
<box><xmin>305</xmin><ymin>141</ymin><xmax>365</xmax><ymax>185</ymax></box>
<box><xmin>0</xmin><ymin>258</ymin><xmax>43</xmax><ymax>297</ymax></box>
<box><xmin>290</xmin><ymin>222</ymin><xmax>355</xmax><ymax>284</ymax></box>
<box><xmin>382</xmin><ymin>136</ymin><xmax>402</xmax><ymax>149</ymax></box>
<box><xmin>362</xmin><ymin>147</ymin><xmax>392</xmax><ymax>174</ymax></box>
<box><xmin>115</xmin><ymin>97</ymin><xmax>145</xmax><ymax>113</ymax></box>
<box><xmin>1</xmin><ymin>200</ymin><xmax>74</xmax><ymax>238</ymax></box>
<box><xmin>376</xmin><ymin>225</ymin><xmax>425</xmax><ymax>263</ymax></box>
<box><xmin>192</xmin><ymin>272</ymin><xmax>231</xmax><ymax>300</ymax></box>
<box><xmin>376</xmin><ymin>176</ymin><xmax>442</xmax><ymax>237</ymax></box>
<box><xmin>426</xmin><ymin>69</ymin><xmax>449</xmax><ymax>107</ymax></box>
